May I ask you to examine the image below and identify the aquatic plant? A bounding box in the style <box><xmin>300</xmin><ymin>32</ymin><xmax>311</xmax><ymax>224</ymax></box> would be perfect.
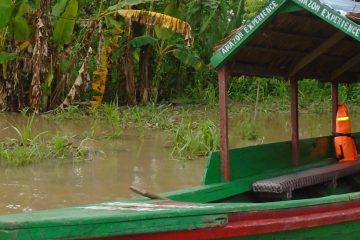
<box><xmin>170</xmin><ymin>116</ymin><xmax>219</xmax><ymax>159</ymax></box>
<box><xmin>0</xmin><ymin>115</ymin><xmax>93</xmax><ymax>167</ymax></box>
<box><xmin>51</xmin><ymin>105</ymin><xmax>87</xmax><ymax>120</ymax></box>
<box><xmin>93</xmin><ymin>102</ymin><xmax>123</xmax><ymax>139</ymax></box>
<box><xmin>49</xmin><ymin>134</ymin><xmax>72</xmax><ymax>158</ymax></box>
<box><xmin>8</xmin><ymin>114</ymin><xmax>47</xmax><ymax>146</ymax></box>
<box><xmin>122</xmin><ymin>103</ymin><xmax>174</xmax><ymax>129</ymax></box>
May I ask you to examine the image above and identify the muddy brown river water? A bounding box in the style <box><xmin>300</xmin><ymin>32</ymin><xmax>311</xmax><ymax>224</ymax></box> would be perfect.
<box><xmin>0</xmin><ymin>110</ymin><xmax>359</xmax><ymax>214</ymax></box>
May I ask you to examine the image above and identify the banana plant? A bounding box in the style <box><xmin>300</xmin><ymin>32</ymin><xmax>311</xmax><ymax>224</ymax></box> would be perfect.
<box><xmin>86</xmin><ymin>0</ymin><xmax>194</xmax><ymax>107</ymax></box>
<box><xmin>52</xmin><ymin>0</ymin><xmax>79</xmax><ymax>46</ymax></box>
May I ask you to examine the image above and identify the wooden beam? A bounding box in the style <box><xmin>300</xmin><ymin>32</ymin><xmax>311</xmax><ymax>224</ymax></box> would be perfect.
<box><xmin>290</xmin><ymin>78</ymin><xmax>299</xmax><ymax>167</ymax></box>
<box><xmin>265</xmin><ymin>29</ymin><xmax>325</xmax><ymax>43</ymax></box>
<box><xmin>289</xmin><ymin>31</ymin><xmax>345</xmax><ymax>78</ymax></box>
<box><xmin>218</xmin><ymin>66</ymin><xmax>230</xmax><ymax>181</ymax></box>
<box><xmin>230</xmin><ymin>63</ymin><xmax>286</xmax><ymax>78</ymax></box>
<box><xmin>331</xmin><ymin>52</ymin><xmax>360</xmax><ymax>80</ymax></box>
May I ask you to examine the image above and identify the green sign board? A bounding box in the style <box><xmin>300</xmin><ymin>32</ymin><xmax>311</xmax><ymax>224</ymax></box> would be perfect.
<box><xmin>211</xmin><ymin>0</ymin><xmax>360</xmax><ymax>70</ymax></box>
<box><xmin>293</xmin><ymin>0</ymin><xmax>360</xmax><ymax>41</ymax></box>
<box><xmin>210</xmin><ymin>0</ymin><xmax>287</xmax><ymax>69</ymax></box>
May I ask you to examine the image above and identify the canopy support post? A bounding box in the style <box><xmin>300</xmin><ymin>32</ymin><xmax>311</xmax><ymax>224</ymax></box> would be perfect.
<box><xmin>290</xmin><ymin>78</ymin><xmax>299</xmax><ymax>166</ymax></box>
<box><xmin>218</xmin><ymin>66</ymin><xmax>230</xmax><ymax>181</ymax></box>
<box><xmin>332</xmin><ymin>81</ymin><xmax>338</xmax><ymax>134</ymax></box>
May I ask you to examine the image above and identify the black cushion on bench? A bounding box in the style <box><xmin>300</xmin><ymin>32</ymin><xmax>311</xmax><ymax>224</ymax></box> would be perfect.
<box><xmin>252</xmin><ymin>160</ymin><xmax>360</xmax><ymax>195</ymax></box>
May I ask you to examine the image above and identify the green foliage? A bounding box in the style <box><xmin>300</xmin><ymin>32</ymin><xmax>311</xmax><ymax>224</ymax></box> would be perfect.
<box><xmin>26</xmin><ymin>0</ymin><xmax>40</xmax><ymax>9</ymax></box>
<box><xmin>0</xmin><ymin>52</ymin><xmax>17</xmax><ymax>64</ymax></box>
<box><xmin>235</xmin><ymin>109</ymin><xmax>259</xmax><ymax>140</ymax></box>
<box><xmin>0</xmin><ymin>115</ymin><xmax>91</xmax><ymax>167</ymax></box>
<box><xmin>170</xmin><ymin>116</ymin><xmax>219</xmax><ymax>159</ymax></box>
<box><xmin>51</xmin><ymin>105</ymin><xmax>86</xmax><ymax>120</ymax></box>
<box><xmin>122</xmin><ymin>104</ymin><xmax>174</xmax><ymax>129</ymax></box>
<box><xmin>52</xmin><ymin>0</ymin><xmax>69</xmax><ymax>17</ymax></box>
<box><xmin>106</xmin><ymin>0</ymin><xmax>158</xmax><ymax>12</ymax></box>
<box><xmin>50</xmin><ymin>134</ymin><xmax>71</xmax><ymax>158</ymax></box>
<box><xmin>13</xmin><ymin>0</ymin><xmax>31</xmax><ymax>40</ymax></box>
<box><xmin>53</xmin><ymin>0</ymin><xmax>78</xmax><ymax>46</ymax></box>
<box><xmin>94</xmin><ymin>102</ymin><xmax>123</xmax><ymax>139</ymax></box>
<box><xmin>173</xmin><ymin>48</ymin><xmax>204</xmax><ymax>71</ymax></box>
<box><xmin>8</xmin><ymin>114</ymin><xmax>46</xmax><ymax>146</ymax></box>
<box><xmin>155</xmin><ymin>1</ymin><xmax>180</xmax><ymax>40</ymax></box>
<box><xmin>0</xmin><ymin>144</ymin><xmax>38</xmax><ymax>166</ymax></box>
<box><xmin>0</xmin><ymin>0</ymin><xmax>14</xmax><ymax>29</ymax></box>
<box><xmin>244</xmin><ymin>0</ymin><xmax>268</xmax><ymax>19</ymax></box>
<box><xmin>131</xmin><ymin>35</ymin><xmax>157</xmax><ymax>48</ymax></box>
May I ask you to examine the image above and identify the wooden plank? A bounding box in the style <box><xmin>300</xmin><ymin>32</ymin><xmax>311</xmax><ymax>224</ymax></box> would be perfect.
<box><xmin>289</xmin><ymin>31</ymin><xmax>345</xmax><ymax>77</ymax></box>
<box><xmin>229</xmin><ymin>62</ymin><xmax>286</xmax><ymax>78</ymax></box>
<box><xmin>331</xmin><ymin>52</ymin><xmax>360</xmax><ymax>80</ymax></box>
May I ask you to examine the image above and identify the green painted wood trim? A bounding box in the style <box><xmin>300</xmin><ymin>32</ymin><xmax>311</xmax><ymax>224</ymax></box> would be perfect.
<box><xmin>292</xmin><ymin>0</ymin><xmax>360</xmax><ymax>42</ymax></box>
<box><xmin>0</xmin><ymin>214</ymin><xmax>227</xmax><ymax>240</ymax></box>
<box><xmin>210</xmin><ymin>0</ymin><xmax>288</xmax><ymax>69</ymax></box>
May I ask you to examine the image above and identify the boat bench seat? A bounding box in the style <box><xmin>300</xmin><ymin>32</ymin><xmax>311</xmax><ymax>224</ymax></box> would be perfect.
<box><xmin>252</xmin><ymin>160</ymin><xmax>360</xmax><ymax>199</ymax></box>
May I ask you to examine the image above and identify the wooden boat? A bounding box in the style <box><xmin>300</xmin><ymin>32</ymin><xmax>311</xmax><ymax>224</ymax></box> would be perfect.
<box><xmin>1</xmin><ymin>0</ymin><xmax>360</xmax><ymax>239</ymax></box>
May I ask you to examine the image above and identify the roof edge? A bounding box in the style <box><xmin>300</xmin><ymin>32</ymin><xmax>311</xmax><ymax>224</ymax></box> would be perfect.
<box><xmin>293</xmin><ymin>0</ymin><xmax>360</xmax><ymax>41</ymax></box>
<box><xmin>211</xmin><ymin>0</ymin><xmax>360</xmax><ymax>70</ymax></box>
<box><xmin>210</xmin><ymin>0</ymin><xmax>288</xmax><ymax>70</ymax></box>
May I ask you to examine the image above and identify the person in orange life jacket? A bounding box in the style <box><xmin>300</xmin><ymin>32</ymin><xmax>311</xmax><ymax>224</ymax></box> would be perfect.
<box><xmin>333</xmin><ymin>103</ymin><xmax>359</xmax><ymax>162</ymax></box>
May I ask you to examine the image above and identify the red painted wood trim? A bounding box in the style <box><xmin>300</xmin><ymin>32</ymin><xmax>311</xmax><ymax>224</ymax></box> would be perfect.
<box><xmin>290</xmin><ymin>78</ymin><xmax>299</xmax><ymax>166</ymax></box>
<box><xmin>99</xmin><ymin>199</ymin><xmax>360</xmax><ymax>240</ymax></box>
<box><xmin>332</xmin><ymin>82</ymin><xmax>338</xmax><ymax>134</ymax></box>
<box><xmin>218</xmin><ymin>66</ymin><xmax>230</xmax><ymax>181</ymax></box>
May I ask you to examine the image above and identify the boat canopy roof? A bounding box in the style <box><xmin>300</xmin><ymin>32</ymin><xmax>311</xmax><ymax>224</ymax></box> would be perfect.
<box><xmin>210</xmin><ymin>0</ymin><xmax>360</xmax><ymax>83</ymax></box>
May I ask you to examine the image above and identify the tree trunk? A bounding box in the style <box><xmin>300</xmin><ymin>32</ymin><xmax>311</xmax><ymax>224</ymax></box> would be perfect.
<box><xmin>124</xmin><ymin>21</ymin><xmax>136</xmax><ymax>105</ymax></box>
<box><xmin>29</xmin><ymin>2</ymin><xmax>49</xmax><ymax>114</ymax></box>
<box><xmin>139</xmin><ymin>44</ymin><xmax>152</xmax><ymax>104</ymax></box>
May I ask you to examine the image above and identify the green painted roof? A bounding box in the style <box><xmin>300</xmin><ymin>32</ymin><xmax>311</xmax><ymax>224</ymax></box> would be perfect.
<box><xmin>211</xmin><ymin>0</ymin><xmax>360</xmax><ymax>80</ymax></box>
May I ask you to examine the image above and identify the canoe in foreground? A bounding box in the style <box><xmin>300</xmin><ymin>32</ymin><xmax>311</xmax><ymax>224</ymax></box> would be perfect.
<box><xmin>2</xmin><ymin>134</ymin><xmax>360</xmax><ymax>239</ymax></box>
<box><xmin>2</xmin><ymin>192</ymin><xmax>360</xmax><ymax>239</ymax></box>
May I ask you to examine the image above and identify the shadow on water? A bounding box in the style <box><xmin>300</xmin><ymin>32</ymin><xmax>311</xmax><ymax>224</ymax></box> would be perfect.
<box><xmin>0</xmin><ymin>110</ymin><xmax>359</xmax><ymax>214</ymax></box>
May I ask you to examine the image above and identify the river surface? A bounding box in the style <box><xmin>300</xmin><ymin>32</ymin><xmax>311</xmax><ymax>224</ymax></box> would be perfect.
<box><xmin>0</xmin><ymin>110</ymin><xmax>359</xmax><ymax>214</ymax></box>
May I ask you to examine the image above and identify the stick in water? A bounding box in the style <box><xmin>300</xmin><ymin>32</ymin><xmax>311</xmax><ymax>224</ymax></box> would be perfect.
<box><xmin>129</xmin><ymin>186</ymin><xmax>169</xmax><ymax>200</ymax></box>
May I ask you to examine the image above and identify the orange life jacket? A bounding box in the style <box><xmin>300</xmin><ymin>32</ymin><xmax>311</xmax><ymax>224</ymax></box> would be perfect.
<box><xmin>334</xmin><ymin>104</ymin><xmax>358</xmax><ymax>162</ymax></box>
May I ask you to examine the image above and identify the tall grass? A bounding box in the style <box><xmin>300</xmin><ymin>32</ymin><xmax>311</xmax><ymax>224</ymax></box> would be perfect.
<box><xmin>170</xmin><ymin>116</ymin><xmax>219</xmax><ymax>159</ymax></box>
<box><xmin>122</xmin><ymin>103</ymin><xmax>175</xmax><ymax>129</ymax></box>
<box><xmin>0</xmin><ymin>115</ymin><xmax>91</xmax><ymax>167</ymax></box>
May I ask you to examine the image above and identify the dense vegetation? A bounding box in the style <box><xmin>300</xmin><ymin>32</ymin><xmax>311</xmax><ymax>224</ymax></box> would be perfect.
<box><xmin>2</xmin><ymin>0</ymin><xmax>357</xmax><ymax>113</ymax></box>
